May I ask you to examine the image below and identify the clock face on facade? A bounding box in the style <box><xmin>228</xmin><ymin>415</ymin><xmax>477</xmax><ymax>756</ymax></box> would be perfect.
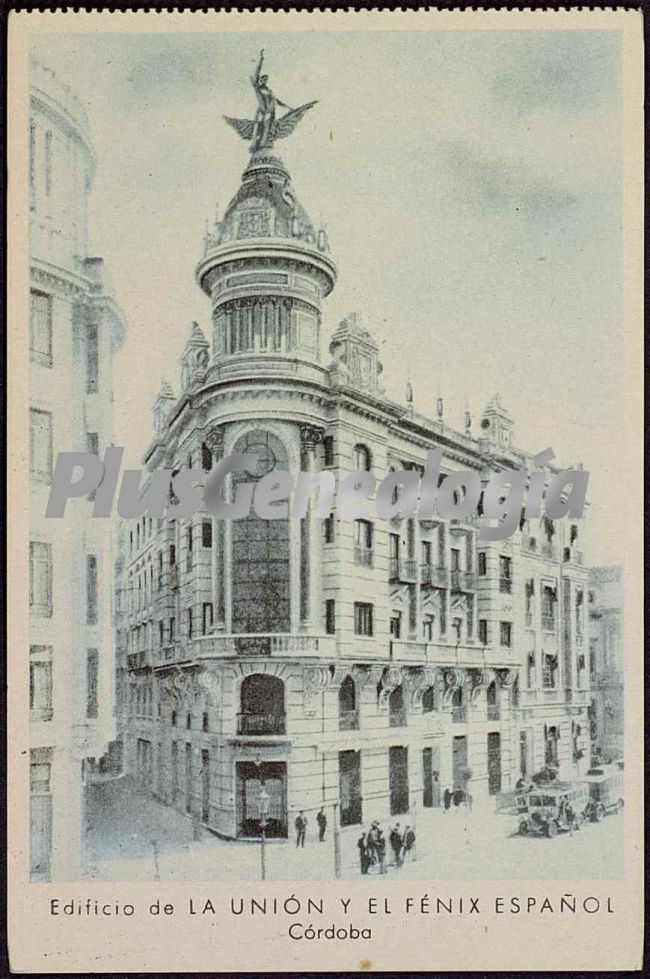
<box><xmin>245</xmin><ymin>442</ymin><xmax>277</xmax><ymax>478</ymax></box>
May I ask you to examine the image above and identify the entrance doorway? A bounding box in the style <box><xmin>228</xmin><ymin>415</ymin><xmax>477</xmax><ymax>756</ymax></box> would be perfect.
<box><xmin>422</xmin><ymin>745</ymin><xmax>441</xmax><ymax>807</ymax></box>
<box><xmin>236</xmin><ymin>761</ymin><xmax>288</xmax><ymax>838</ymax></box>
<box><xmin>389</xmin><ymin>745</ymin><xmax>409</xmax><ymax>815</ymax></box>
<box><xmin>488</xmin><ymin>732</ymin><xmax>502</xmax><ymax>795</ymax></box>
<box><xmin>452</xmin><ymin>735</ymin><xmax>468</xmax><ymax>792</ymax></box>
<box><xmin>339</xmin><ymin>750</ymin><xmax>362</xmax><ymax>826</ymax></box>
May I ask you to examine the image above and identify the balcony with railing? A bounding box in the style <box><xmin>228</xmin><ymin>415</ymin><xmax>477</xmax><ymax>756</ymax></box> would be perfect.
<box><xmin>237</xmin><ymin>712</ymin><xmax>286</xmax><ymax>736</ymax></box>
<box><xmin>169</xmin><ymin>564</ymin><xmax>179</xmax><ymax>589</ymax></box>
<box><xmin>540</xmin><ymin>542</ymin><xmax>556</xmax><ymax>559</ymax></box>
<box><xmin>354</xmin><ymin>545</ymin><xmax>373</xmax><ymax>568</ymax></box>
<box><xmin>154</xmin><ymin>633</ymin><xmax>337</xmax><ymax>667</ymax></box>
<box><xmin>487</xmin><ymin>704</ymin><xmax>500</xmax><ymax>721</ymax></box>
<box><xmin>452</xmin><ymin>705</ymin><xmax>467</xmax><ymax>723</ymax></box>
<box><xmin>451</xmin><ymin>570</ymin><xmax>477</xmax><ymax>592</ymax></box>
<box><xmin>499</xmin><ymin>577</ymin><xmax>512</xmax><ymax>594</ymax></box>
<box><xmin>420</xmin><ymin>564</ymin><xmax>450</xmax><ymax>588</ymax></box>
<box><xmin>339</xmin><ymin>709</ymin><xmax>359</xmax><ymax>731</ymax></box>
<box><xmin>389</xmin><ymin>558</ymin><xmax>417</xmax><ymax>582</ymax></box>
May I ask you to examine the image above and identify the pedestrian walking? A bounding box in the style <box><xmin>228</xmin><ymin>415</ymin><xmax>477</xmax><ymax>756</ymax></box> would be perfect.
<box><xmin>375</xmin><ymin>828</ymin><xmax>387</xmax><ymax>875</ymax></box>
<box><xmin>316</xmin><ymin>807</ymin><xmax>327</xmax><ymax>842</ymax></box>
<box><xmin>366</xmin><ymin>821</ymin><xmax>379</xmax><ymax>866</ymax></box>
<box><xmin>565</xmin><ymin>799</ymin><xmax>576</xmax><ymax>836</ymax></box>
<box><xmin>295</xmin><ymin>811</ymin><xmax>307</xmax><ymax>847</ymax></box>
<box><xmin>389</xmin><ymin>823</ymin><xmax>403</xmax><ymax>867</ymax></box>
<box><xmin>403</xmin><ymin>825</ymin><xmax>415</xmax><ymax>861</ymax></box>
<box><xmin>443</xmin><ymin>788</ymin><xmax>452</xmax><ymax>811</ymax></box>
<box><xmin>357</xmin><ymin>833</ymin><xmax>369</xmax><ymax>874</ymax></box>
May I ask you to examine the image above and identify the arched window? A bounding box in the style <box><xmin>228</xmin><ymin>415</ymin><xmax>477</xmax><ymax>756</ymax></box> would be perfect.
<box><xmin>239</xmin><ymin>674</ymin><xmax>286</xmax><ymax>735</ymax></box>
<box><xmin>487</xmin><ymin>680</ymin><xmax>499</xmax><ymax>719</ymax></box>
<box><xmin>422</xmin><ymin>686</ymin><xmax>435</xmax><ymax>713</ymax></box>
<box><xmin>353</xmin><ymin>444</ymin><xmax>372</xmax><ymax>471</ymax></box>
<box><xmin>231</xmin><ymin>430</ymin><xmax>290</xmax><ymax>633</ymax></box>
<box><xmin>389</xmin><ymin>685</ymin><xmax>406</xmax><ymax>727</ymax></box>
<box><xmin>338</xmin><ymin>676</ymin><xmax>358</xmax><ymax>730</ymax></box>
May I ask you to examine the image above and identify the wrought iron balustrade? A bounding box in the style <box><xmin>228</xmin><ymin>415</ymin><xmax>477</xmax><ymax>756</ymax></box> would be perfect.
<box><xmin>237</xmin><ymin>712</ymin><xmax>286</xmax><ymax>736</ymax></box>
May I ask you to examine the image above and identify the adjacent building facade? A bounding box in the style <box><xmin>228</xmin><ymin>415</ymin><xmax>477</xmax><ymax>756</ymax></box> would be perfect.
<box><xmin>588</xmin><ymin>566</ymin><xmax>623</xmax><ymax>760</ymax></box>
<box><xmin>119</xmin><ymin>135</ymin><xmax>591</xmax><ymax>842</ymax></box>
<box><xmin>29</xmin><ymin>59</ymin><xmax>126</xmax><ymax>880</ymax></box>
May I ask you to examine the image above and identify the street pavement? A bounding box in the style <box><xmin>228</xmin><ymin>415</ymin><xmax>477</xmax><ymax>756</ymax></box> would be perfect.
<box><xmin>85</xmin><ymin>776</ymin><xmax>624</xmax><ymax>882</ymax></box>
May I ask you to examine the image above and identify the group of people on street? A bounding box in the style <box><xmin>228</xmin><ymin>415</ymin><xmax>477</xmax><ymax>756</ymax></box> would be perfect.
<box><xmin>294</xmin><ymin>808</ymin><xmax>327</xmax><ymax>847</ymax></box>
<box><xmin>357</xmin><ymin>821</ymin><xmax>415</xmax><ymax>874</ymax></box>
<box><xmin>442</xmin><ymin>787</ymin><xmax>472</xmax><ymax>810</ymax></box>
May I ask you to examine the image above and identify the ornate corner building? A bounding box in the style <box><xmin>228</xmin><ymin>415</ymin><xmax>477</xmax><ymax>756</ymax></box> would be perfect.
<box><xmin>29</xmin><ymin>60</ymin><xmax>127</xmax><ymax>880</ymax></box>
<box><xmin>119</xmin><ymin>129</ymin><xmax>592</xmax><ymax>840</ymax></box>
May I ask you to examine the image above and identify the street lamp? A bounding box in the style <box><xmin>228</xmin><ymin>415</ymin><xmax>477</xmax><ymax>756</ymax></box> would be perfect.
<box><xmin>258</xmin><ymin>785</ymin><xmax>270</xmax><ymax>881</ymax></box>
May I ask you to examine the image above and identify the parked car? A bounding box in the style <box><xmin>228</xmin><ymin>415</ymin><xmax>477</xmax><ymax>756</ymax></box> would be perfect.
<box><xmin>582</xmin><ymin>765</ymin><xmax>624</xmax><ymax>821</ymax></box>
<box><xmin>518</xmin><ymin>782</ymin><xmax>590</xmax><ymax>838</ymax></box>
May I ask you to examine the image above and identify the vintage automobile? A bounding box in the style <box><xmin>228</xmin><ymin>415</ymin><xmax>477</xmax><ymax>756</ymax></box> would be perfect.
<box><xmin>582</xmin><ymin>765</ymin><xmax>624</xmax><ymax>821</ymax></box>
<box><xmin>518</xmin><ymin>782</ymin><xmax>590</xmax><ymax>838</ymax></box>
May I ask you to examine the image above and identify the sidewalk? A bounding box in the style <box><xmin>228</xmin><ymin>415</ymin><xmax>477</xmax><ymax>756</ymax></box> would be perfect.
<box><xmin>85</xmin><ymin>778</ymin><xmax>622</xmax><ymax>881</ymax></box>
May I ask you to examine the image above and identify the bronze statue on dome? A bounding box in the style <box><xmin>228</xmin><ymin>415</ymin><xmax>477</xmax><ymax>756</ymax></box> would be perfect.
<box><xmin>224</xmin><ymin>50</ymin><xmax>318</xmax><ymax>153</ymax></box>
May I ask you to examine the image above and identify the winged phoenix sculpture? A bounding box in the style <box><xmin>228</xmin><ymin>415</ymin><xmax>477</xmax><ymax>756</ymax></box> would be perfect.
<box><xmin>224</xmin><ymin>50</ymin><xmax>318</xmax><ymax>153</ymax></box>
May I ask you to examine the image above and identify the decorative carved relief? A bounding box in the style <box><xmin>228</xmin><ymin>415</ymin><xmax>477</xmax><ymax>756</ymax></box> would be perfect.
<box><xmin>497</xmin><ymin>668</ymin><xmax>515</xmax><ymax>688</ymax></box>
<box><xmin>377</xmin><ymin>666</ymin><xmax>402</xmax><ymax>709</ymax></box>
<box><xmin>405</xmin><ymin>667</ymin><xmax>435</xmax><ymax>709</ymax></box>
<box><xmin>205</xmin><ymin>426</ymin><xmax>225</xmax><ymax>458</ymax></box>
<box><xmin>441</xmin><ymin>668</ymin><xmax>463</xmax><ymax>706</ymax></box>
<box><xmin>302</xmin><ymin>666</ymin><xmax>331</xmax><ymax>715</ymax></box>
<box><xmin>467</xmin><ymin>668</ymin><xmax>493</xmax><ymax>704</ymax></box>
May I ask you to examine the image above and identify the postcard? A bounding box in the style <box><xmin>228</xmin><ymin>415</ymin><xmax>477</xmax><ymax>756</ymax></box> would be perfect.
<box><xmin>7</xmin><ymin>7</ymin><xmax>644</xmax><ymax>972</ymax></box>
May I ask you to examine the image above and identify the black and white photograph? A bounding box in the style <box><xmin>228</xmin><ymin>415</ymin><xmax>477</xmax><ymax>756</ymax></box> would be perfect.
<box><xmin>8</xmin><ymin>8</ymin><xmax>643</xmax><ymax>973</ymax></box>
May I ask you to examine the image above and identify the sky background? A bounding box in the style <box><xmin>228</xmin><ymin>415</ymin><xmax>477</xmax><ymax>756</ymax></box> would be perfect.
<box><xmin>32</xmin><ymin>28</ymin><xmax>625</xmax><ymax>565</ymax></box>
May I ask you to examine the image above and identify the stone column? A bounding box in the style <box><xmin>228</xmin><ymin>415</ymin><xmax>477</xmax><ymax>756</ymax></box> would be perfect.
<box><xmin>205</xmin><ymin>426</ymin><xmax>226</xmax><ymax>631</ymax></box>
<box><xmin>299</xmin><ymin>425</ymin><xmax>324</xmax><ymax>631</ymax></box>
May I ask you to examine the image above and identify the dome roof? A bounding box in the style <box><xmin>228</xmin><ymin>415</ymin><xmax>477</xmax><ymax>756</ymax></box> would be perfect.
<box><xmin>204</xmin><ymin>150</ymin><xmax>329</xmax><ymax>254</ymax></box>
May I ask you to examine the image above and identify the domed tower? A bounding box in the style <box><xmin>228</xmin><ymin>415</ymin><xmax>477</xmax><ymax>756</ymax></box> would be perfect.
<box><xmin>195</xmin><ymin>54</ymin><xmax>336</xmax><ymax>375</ymax></box>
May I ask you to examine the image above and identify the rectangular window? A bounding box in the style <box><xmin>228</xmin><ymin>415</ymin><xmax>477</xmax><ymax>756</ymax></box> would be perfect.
<box><xmin>421</xmin><ymin>540</ymin><xmax>432</xmax><ymax>567</ymax></box>
<box><xmin>30</xmin><ymin>408</ymin><xmax>53</xmax><ymax>482</ymax></box>
<box><xmin>158</xmin><ymin>551</ymin><xmax>163</xmax><ymax>590</ymax></box>
<box><xmin>86</xmin><ymin>648</ymin><xmax>99</xmax><ymax>718</ymax></box>
<box><xmin>422</xmin><ymin>615</ymin><xmax>433</xmax><ymax>641</ymax></box>
<box><xmin>325</xmin><ymin>598</ymin><xmax>335</xmax><ymax>635</ymax></box>
<box><xmin>44</xmin><ymin>130</ymin><xmax>53</xmax><ymax>197</ymax></box>
<box><xmin>169</xmin><ymin>544</ymin><xmax>176</xmax><ymax>566</ymax></box>
<box><xmin>353</xmin><ymin>519</ymin><xmax>373</xmax><ymax>567</ymax></box>
<box><xmin>202</xmin><ymin>602</ymin><xmax>213</xmax><ymax>635</ymax></box>
<box><xmin>323</xmin><ymin>514</ymin><xmax>334</xmax><ymax>544</ymax></box>
<box><xmin>86</xmin><ymin>323</ymin><xmax>99</xmax><ymax>394</ymax></box>
<box><xmin>500</xmin><ymin>621</ymin><xmax>512</xmax><ymax>647</ymax></box>
<box><xmin>29</xmin><ymin>121</ymin><xmax>36</xmax><ymax>211</ymax></box>
<box><xmin>186</xmin><ymin>526</ymin><xmax>193</xmax><ymax>571</ymax></box>
<box><xmin>86</xmin><ymin>555</ymin><xmax>98</xmax><ymax>625</ymax></box>
<box><xmin>201</xmin><ymin>443</ymin><xmax>212</xmax><ymax>471</ymax></box>
<box><xmin>478</xmin><ymin>551</ymin><xmax>487</xmax><ymax>576</ymax></box>
<box><xmin>202</xmin><ymin>712</ymin><xmax>209</xmax><ymax>733</ymax></box>
<box><xmin>202</xmin><ymin>521</ymin><xmax>212</xmax><ymax>548</ymax></box>
<box><xmin>30</xmin><ymin>760</ymin><xmax>51</xmax><ymax>794</ymax></box>
<box><xmin>29</xmin><ymin>541</ymin><xmax>52</xmax><ymax>617</ymax></box>
<box><xmin>159</xmin><ymin>620</ymin><xmax>164</xmax><ymax>646</ymax></box>
<box><xmin>187</xmin><ymin>608</ymin><xmax>193</xmax><ymax>639</ymax></box>
<box><xmin>30</xmin><ymin>290</ymin><xmax>52</xmax><ymax>365</ymax></box>
<box><xmin>478</xmin><ymin>619</ymin><xmax>488</xmax><ymax>645</ymax></box>
<box><xmin>323</xmin><ymin>435</ymin><xmax>334</xmax><ymax>468</ymax></box>
<box><xmin>86</xmin><ymin>433</ymin><xmax>99</xmax><ymax>500</ymax></box>
<box><xmin>169</xmin><ymin>617</ymin><xmax>175</xmax><ymax>642</ymax></box>
<box><xmin>499</xmin><ymin>555</ymin><xmax>512</xmax><ymax>593</ymax></box>
<box><xmin>354</xmin><ymin>602</ymin><xmax>373</xmax><ymax>637</ymax></box>
<box><xmin>30</xmin><ymin>647</ymin><xmax>53</xmax><ymax>721</ymax></box>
